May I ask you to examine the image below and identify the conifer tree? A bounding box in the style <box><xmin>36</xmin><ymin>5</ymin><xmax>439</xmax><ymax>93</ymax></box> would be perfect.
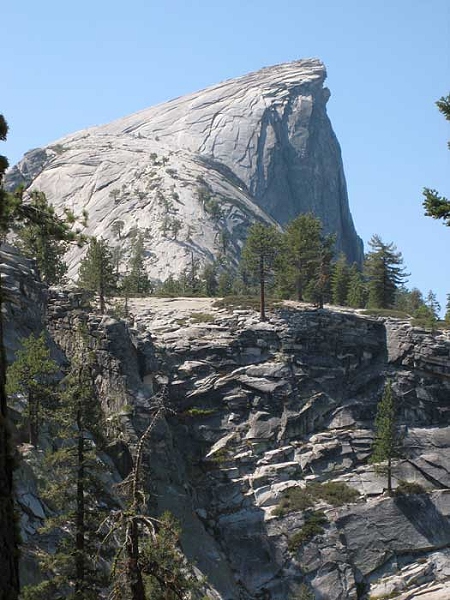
<box><xmin>0</xmin><ymin>112</ymin><xmax>20</xmax><ymax>600</ymax></box>
<box><xmin>1</xmin><ymin>115</ymin><xmax>84</xmax><ymax>598</ymax></box>
<box><xmin>306</xmin><ymin>234</ymin><xmax>335</xmax><ymax>308</ymax></box>
<box><xmin>369</xmin><ymin>381</ymin><xmax>402</xmax><ymax>495</ymax></box>
<box><xmin>13</xmin><ymin>190</ymin><xmax>85</xmax><ymax>285</ymax></box>
<box><xmin>24</xmin><ymin>332</ymin><xmax>109</xmax><ymax>600</ymax></box>
<box><xmin>423</xmin><ymin>94</ymin><xmax>450</xmax><ymax>226</ymax></box>
<box><xmin>6</xmin><ymin>332</ymin><xmax>58</xmax><ymax>446</ymax></box>
<box><xmin>78</xmin><ymin>237</ymin><xmax>118</xmax><ymax>312</ymax></box>
<box><xmin>394</xmin><ymin>287</ymin><xmax>425</xmax><ymax>315</ymax></box>
<box><xmin>241</xmin><ymin>223</ymin><xmax>282</xmax><ymax>321</ymax></box>
<box><xmin>445</xmin><ymin>294</ymin><xmax>450</xmax><ymax>323</ymax></box>
<box><xmin>201</xmin><ymin>262</ymin><xmax>218</xmax><ymax>297</ymax></box>
<box><xmin>122</xmin><ymin>232</ymin><xmax>152</xmax><ymax>296</ymax></box>
<box><xmin>280</xmin><ymin>213</ymin><xmax>322</xmax><ymax>301</ymax></box>
<box><xmin>365</xmin><ymin>235</ymin><xmax>408</xmax><ymax>308</ymax></box>
<box><xmin>331</xmin><ymin>253</ymin><xmax>350</xmax><ymax>306</ymax></box>
<box><xmin>105</xmin><ymin>397</ymin><xmax>200</xmax><ymax>600</ymax></box>
<box><xmin>217</xmin><ymin>271</ymin><xmax>234</xmax><ymax>297</ymax></box>
<box><xmin>346</xmin><ymin>264</ymin><xmax>366</xmax><ymax>308</ymax></box>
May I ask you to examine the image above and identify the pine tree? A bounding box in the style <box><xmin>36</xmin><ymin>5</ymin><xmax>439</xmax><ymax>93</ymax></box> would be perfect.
<box><xmin>331</xmin><ymin>253</ymin><xmax>350</xmax><ymax>306</ymax></box>
<box><xmin>241</xmin><ymin>223</ymin><xmax>282</xmax><ymax>321</ymax></box>
<box><xmin>6</xmin><ymin>333</ymin><xmax>58</xmax><ymax>446</ymax></box>
<box><xmin>365</xmin><ymin>235</ymin><xmax>408</xmax><ymax>309</ymax></box>
<box><xmin>346</xmin><ymin>264</ymin><xmax>366</xmax><ymax>308</ymax></box>
<box><xmin>305</xmin><ymin>234</ymin><xmax>335</xmax><ymax>308</ymax></box>
<box><xmin>394</xmin><ymin>287</ymin><xmax>425</xmax><ymax>315</ymax></box>
<box><xmin>1</xmin><ymin>115</ymin><xmax>84</xmax><ymax>599</ymax></box>
<box><xmin>14</xmin><ymin>191</ymin><xmax>71</xmax><ymax>285</ymax></box>
<box><xmin>282</xmin><ymin>213</ymin><xmax>323</xmax><ymax>301</ymax></box>
<box><xmin>78</xmin><ymin>237</ymin><xmax>118</xmax><ymax>312</ymax></box>
<box><xmin>106</xmin><ymin>397</ymin><xmax>201</xmax><ymax>600</ymax></box>
<box><xmin>445</xmin><ymin>294</ymin><xmax>450</xmax><ymax>323</ymax></box>
<box><xmin>217</xmin><ymin>271</ymin><xmax>234</xmax><ymax>297</ymax></box>
<box><xmin>122</xmin><ymin>232</ymin><xmax>152</xmax><ymax>296</ymax></box>
<box><xmin>201</xmin><ymin>262</ymin><xmax>218</xmax><ymax>297</ymax></box>
<box><xmin>423</xmin><ymin>94</ymin><xmax>450</xmax><ymax>226</ymax></box>
<box><xmin>0</xmin><ymin>112</ymin><xmax>20</xmax><ymax>600</ymax></box>
<box><xmin>369</xmin><ymin>381</ymin><xmax>402</xmax><ymax>495</ymax></box>
<box><xmin>24</xmin><ymin>333</ymin><xmax>109</xmax><ymax>599</ymax></box>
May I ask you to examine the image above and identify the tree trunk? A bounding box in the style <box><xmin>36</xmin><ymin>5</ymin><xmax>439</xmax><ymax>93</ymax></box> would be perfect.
<box><xmin>387</xmin><ymin>456</ymin><xmax>392</xmax><ymax>496</ymax></box>
<box><xmin>0</xmin><ymin>267</ymin><xmax>20</xmax><ymax>598</ymax></box>
<box><xmin>75</xmin><ymin>407</ymin><xmax>85</xmax><ymax>597</ymax></box>
<box><xmin>28</xmin><ymin>390</ymin><xmax>39</xmax><ymax>447</ymax></box>
<box><xmin>126</xmin><ymin>519</ymin><xmax>146</xmax><ymax>600</ymax></box>
<box><xmin>259</xmin><ymin>256</ymin><xmax>266</xmax><ymax>322</ymax></box>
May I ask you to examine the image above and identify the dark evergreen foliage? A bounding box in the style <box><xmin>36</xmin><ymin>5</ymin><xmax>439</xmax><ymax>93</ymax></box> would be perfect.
<box><xmin>78</xmin><ymin>237</ymin><xmax>118</xmax><ymax>312</ymax></box>
<box><xmin>240</xmin><ymin>222</ymin><xmax>282</xmax><ymax>321</ymax></box>
<box><xmin>423</xmin><ymin>94</ymin><xmax>450</xmax><ymax>226</ymax></box>
<box><xmin>369</xmin><ymin>381</ymin><xmax>402</xmax><ymax>495</ymax></box>
<box><xmin>365</xmin><ymin>235</ymin><xmax>408</xmax><ymax>309</ymax></box>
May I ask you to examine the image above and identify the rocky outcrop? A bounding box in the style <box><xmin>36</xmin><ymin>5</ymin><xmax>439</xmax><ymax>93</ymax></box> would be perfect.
<box><xmin>3</xmin><ymin>244</ymin><xmax>449</xmax><ymax>599</ymax></box>
<box><xmin>67</xmin><ymin>297</ymin><xmax>447</xmax><ymax>600</ymax></box>
<box><xmin>6</xmin><ymin>59</ymin><xmax>363</xmax><ymax>280</ymax></box>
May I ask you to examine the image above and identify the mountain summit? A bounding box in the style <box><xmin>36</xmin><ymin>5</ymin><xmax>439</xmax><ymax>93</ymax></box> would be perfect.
<box><xmin>7</xmin><ymin>59</ymin><xmax>363</xmax><ymax>279</ymax></box>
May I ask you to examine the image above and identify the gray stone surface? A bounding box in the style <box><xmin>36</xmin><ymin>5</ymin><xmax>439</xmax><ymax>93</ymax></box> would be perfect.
<box><xmin>6</xmin><ymin>60</ymin><xmax>363</xmax><ymax>281</ymax></box>
<box><xmin>4</xmin><ymin>249</ymin><xmax>450</xmax><ymax>599</ymax></box>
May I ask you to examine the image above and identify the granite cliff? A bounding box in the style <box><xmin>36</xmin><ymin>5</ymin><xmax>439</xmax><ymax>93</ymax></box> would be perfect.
<box><xmin>6</xmin><ymin>59</ymin><xmax>363</xmax><ymax>280</ymax></box>
<box><xmin>2</xmin><ymin>249</ymin><xmax>450</xmax><ymax>600</ymax></box>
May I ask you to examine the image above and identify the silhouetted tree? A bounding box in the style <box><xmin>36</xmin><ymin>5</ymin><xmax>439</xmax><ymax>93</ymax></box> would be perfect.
<box><xmin>423</xmin><ymin>94</ymin><xmax>450</xmax><ymax>226</ymax></box>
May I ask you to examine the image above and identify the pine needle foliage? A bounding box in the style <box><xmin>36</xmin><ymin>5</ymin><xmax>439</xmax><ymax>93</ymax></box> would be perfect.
<box><xmin>365</xmin><ymin>235</ymin><xmax>408</xmax><ymax>309</ymax></box>
<box><xmin>78</xmin><ymin>237</ymin><xmax>118</xmax><ymax>313</ymax></box>
<box><xmin>423</xmin><ymin>94</ymin><xmax>450</xmax><ymax>226</ymax></box>
<box><xmin>6</xmin><ymin>332</ymin><xmax>58</xmax><ymax>446</ymax></box>
<box><xmin>369</xmin><ymin>381</ymin><xmax>402</xmax><ymax>495</ymax></box>
<box><xmin>241</xmin><ymin>222</ymin><xmax>282</xmax><ymax>321</ymax></box>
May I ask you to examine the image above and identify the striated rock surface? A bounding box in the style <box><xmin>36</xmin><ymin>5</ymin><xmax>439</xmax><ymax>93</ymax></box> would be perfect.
<box><xmin>6</xmin><ymin>59</ymin><xmax>363</xmax><ymax>279</ymax></box>
<box><xmin>4</xmin><ymin>247</ymin><xmax>450</xmax><ymax>599</ymax></box>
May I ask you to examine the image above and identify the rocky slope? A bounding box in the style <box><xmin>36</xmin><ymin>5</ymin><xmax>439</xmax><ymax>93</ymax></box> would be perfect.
<box><xmin>6</xmin><ymin>59</ymin><xmax>363</xmax><ymax>280</ymax></box>
<box><xmin>3</xmin><ymin>251</ymin><xmax>450</xmax><ymax>599</ymax></box>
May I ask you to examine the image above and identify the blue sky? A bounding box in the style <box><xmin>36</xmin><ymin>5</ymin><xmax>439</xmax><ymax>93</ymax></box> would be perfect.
<box><xmin>3</xmin><ymin>0</ymin><xmax>450</xmax><ymax>311</ymax></box>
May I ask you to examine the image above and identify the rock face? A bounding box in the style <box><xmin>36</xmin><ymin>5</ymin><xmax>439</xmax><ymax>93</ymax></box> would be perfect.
<box><xmin>6</xmin><ymin>59</ymin><xmax>363</xmax><ymax>279</ymax></box>
<box><xmin>4</xmin><ymin>247</ymin><xmax>450</xmax><ymax>599</ymax></box>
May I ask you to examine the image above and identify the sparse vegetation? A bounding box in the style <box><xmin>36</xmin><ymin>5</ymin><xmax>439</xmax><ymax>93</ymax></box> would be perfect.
<box><xmin>190</xmin><ymin>312</ymin><xmax>215</xmax><ymax>323</ymax></box>
<box><xmin>274</xmin><ymin>482</ymin><xmax>359</xmax><ymax>517</ymax></box>
<box><xmin>287</xmin><ymin>511</ymin><xmax>328</xmax><ymax>551</ymax></box>
<box><xmin>184</xmin><ymin>407</ymin><xmax>217</xmax><ymax>417</ymax></box>
<box><xmin>361</xmin><ymin>308</ymin><xmax>410</xmax><ymax>319</ymax></box>
<box><xmin>394</xmin><ymin>480</ymin><xmax>427</xmax><ymax>495</ymax></box>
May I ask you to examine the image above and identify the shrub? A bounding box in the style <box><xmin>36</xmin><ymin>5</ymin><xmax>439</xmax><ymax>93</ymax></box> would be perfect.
<box><xmin>185</xmin><ymin>408</ymin><xmax>217</xmax><ymax>417</ymax></box>
<box><xmin>394</xmin><ymin>480</ymin><xmax>427</xmax><ymax>495</ymax></box>
<box><xmin>288</xmin><ymin>511</ymin><xmax>328</xmax><ymax>551</ymax></box>
<box><xmin>273</xmin><ymin>487</ymin><xmax>313</xmax><ymax>517</ymax></box>
<box><xmin>190</xmin><ymin>312</ymin><xmax>215</xmax><ymax>323</ymax></box>
<box><xmin>308</xmin><ymin>481</ymin><xmax>359</xmax><ymax>506</ymax></box>
<box><xmin>361</xmin><ymin>309</ymin><xmax>410</xmax><ymax>319</ymax></box>
<box><xmin>274</xmin><ymin>481</ymin><xmax>359</xmax><ymax>517</ymax></box>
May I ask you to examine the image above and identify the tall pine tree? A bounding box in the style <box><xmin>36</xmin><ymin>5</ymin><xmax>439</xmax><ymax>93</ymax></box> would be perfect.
<box><xmin>241</xmin><ymin>223</ymin><xmax>282</xmax><ymax>321</ymax></box>
<box><xmin>369</xmin><ymin>381</ymin><xmax>402</xmax><ymax>495</ymax></box>
<box><xmin>365</xmin><ymin>235</ymin><xmax>408</xmax><ymax>309</ymax></box>
<box><xmin>122</xmin><ymin>232</ymin><xmax>152</xmax><ymax>296</ymax></box>
<box><xmin>6</xmin><ymin>333</ymin><xmax>58</xmax><ymax>447</ymax></box>
<box><xmin>78</xmin><ymin>237</ymin><xmax>117</xmax><ymax>312</ymax></box>
<box><xmin>331</xmin><ymin>253</ymin><xmax>350</xmax><ymax>306</ymax></box>
<box><xmin>282</xmin><ymin>213</ymin><xmax>323</xmax><ymax>301</ymax></box>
